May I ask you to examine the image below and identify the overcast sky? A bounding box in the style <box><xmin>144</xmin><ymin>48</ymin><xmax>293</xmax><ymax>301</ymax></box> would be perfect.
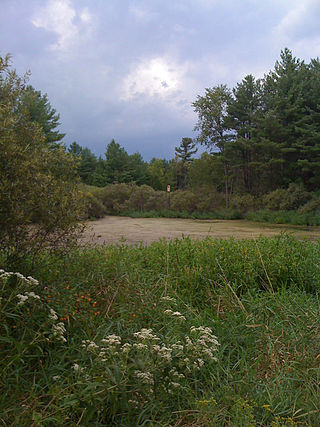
<box><xmin>2</xmin><ymin>0</ymin><xmax>320</xmax><ymax>160</ymax></box>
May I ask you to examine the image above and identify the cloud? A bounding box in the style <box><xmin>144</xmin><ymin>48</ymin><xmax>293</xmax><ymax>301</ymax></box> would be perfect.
<box><xmin>121</xmin><ymin>57</ymin><xmax>186</xmax><ymax>101</ymax></box>
<box><xmin>31</xmin><ymin>0</ymin><xmax>93</xmax><ymax>52</ymax></box>
<box><xmin>129</xmin><ymin>5</ymin><xmax>157</xmax><ymax>22</ymax></box>
<box><xmin>273</xmin><ymin>0</ymin><xmax>320</xmax><ymax>58</ymax></box>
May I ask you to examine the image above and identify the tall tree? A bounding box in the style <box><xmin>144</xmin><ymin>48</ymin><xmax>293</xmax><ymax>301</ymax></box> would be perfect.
<box><xmin>192</xmin><ymin>85</ymin><xmax>234</xmax><ymax>204</ymax></box>
<box><xmin>69</xmin><ymin>141</ymin><xmax>83</xmax><ymax>157</ymax></box>
<box><xmin>175</xmin><ymin>137</ymin><xmax>197</xmax><ymax>189</ymax></box>
<box><xmin>78</xmin><ymin>148</ymin><xmax>98</xmax><ymax>185</ymax></box>
<box><xmin>0</xmin><ymin>54</ymin><xmax>83</xmax><ymax>257</ymax></box>
<box><xmin>20</xmin><ymin>85</ymin><xmax>65</xmax><ymax>147</ymax></box>
<box><xmin>105</xmin><ymin>139</ymin><xmax>131</xmax><ymax>183</ymax></box>
<box><xmin>227</xmin><ymin>74</ymin><xmax>262</xmax><ymax>192</ymax></box>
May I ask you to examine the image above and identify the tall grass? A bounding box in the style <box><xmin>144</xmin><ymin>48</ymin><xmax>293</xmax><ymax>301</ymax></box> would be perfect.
<box><xmin>1</xmin><ymin>235</ymin><xmax>320</xmax><ymax>425</ymax></box>
<box><xmin>246</xmin><ymin>209</ymin><xmax>320</xmax><ymax>226</ymax></box>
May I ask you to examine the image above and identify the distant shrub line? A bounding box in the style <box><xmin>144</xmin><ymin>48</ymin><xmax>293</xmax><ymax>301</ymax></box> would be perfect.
<box><xmin>81</xmin><ymin>182</ymin><xmax>320</xmax><ymax>226</ymax></box>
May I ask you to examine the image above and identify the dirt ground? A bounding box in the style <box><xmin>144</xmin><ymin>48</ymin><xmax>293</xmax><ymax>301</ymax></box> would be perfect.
<box><xmin>81</xmin><ymin>216</ymin><xmax>320</xmax><ymax>245</ymax></box>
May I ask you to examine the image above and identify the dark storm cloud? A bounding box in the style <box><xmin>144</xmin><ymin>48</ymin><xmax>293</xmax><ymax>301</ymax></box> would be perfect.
<box><xmin>1</xmin><ymin>0</ymin><xmax>320</xmax><ymax>160</ymax></box>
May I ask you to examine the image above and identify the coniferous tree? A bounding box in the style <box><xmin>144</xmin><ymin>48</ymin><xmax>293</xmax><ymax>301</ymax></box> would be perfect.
<box><xmin>174</xmin><ymin>137</ymin><xmax>197</xmax><ymax>189</ymax></box>
<box><xmin>20</xmin><ymin>85</ymin><xmax>65</xmax><ymax>147</ymax></box>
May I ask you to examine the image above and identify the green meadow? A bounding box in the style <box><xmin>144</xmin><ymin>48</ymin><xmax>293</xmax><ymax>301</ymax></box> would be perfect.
<box><xmin>2</xmin><ymin>235</ymin><xmax>320</xmax><ymax>426</ymax></box>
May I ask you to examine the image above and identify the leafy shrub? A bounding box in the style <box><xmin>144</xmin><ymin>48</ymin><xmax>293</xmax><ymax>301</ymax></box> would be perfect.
<box><xmin>99</xmin><ymin>183</ymin><xmax>133</xmax><ymax>214</ymax></box>
<box><xmin>263</xmin><ymin>183</ymin><xmax>312</xmax><ymax>211</ymax></box>
<box><xmin>0</xmin><ymin>55</ymin><xmax>84</xmax><ymax>257</ymax></box>
<box><xmin>170</xmin><ymin>190</ymin><xmax>199</xmax><ymax>213</ymax></box>
<box><xmin>298</xmin><ymin>197</ymin><xmax>320</xmax><ymax>215</ymax></box>
<box><xmin>124</xmin><ymin>185</ymin><xmax>167</xmax><ymax>211</ymax></box>
<box><xmin>194</xmin><ymin>186</ymin><xmax>225</xmax><ymax>212</ymax></box>
<box><xmin>83</xmin><ymin>191</ymin><xmax>106</xmax><ymax>219</ymax></box>
<box><xmin>229</xmin><ymin>194</ymin><xmax>258</xmax><ymax>213</ymax></box>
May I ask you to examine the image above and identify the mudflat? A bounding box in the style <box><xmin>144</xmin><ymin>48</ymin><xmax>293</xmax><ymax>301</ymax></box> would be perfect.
<box><xmin>81</xmin><ymin>216</ymin><xmax>320</xmax><ymax>245</ymax></box>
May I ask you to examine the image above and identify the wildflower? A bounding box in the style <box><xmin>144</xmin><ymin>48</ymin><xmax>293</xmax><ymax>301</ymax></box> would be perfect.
<box><xmin>156</xmin><ymin>346</ymin><xmax>172</xmax><ymax>362</ymax></box>
<box><xmin>169</xmin><ymin>381</ymin><xmax>180</xmax><ymax>389</ymax></box>
<box><xmin>133</xmin><ymin>328</ymin><xmax>159</xmax><ymax>341</ymax></box>
<box><xmin>27</xmin><ymin>276</ymin><xmax>39</xmax><ymax>285</ymax></box>
<box><xmin>101</xmin><ymin>334</ymin><xmax>121</xmax><ymax>346</ymax></box>
<box><xmin>133</xmin><ymin>343</ymin><xmax>148</xmax><ymax>351</ymax></box>
<box><xmin>49</xmin><ymin>308</ymin><xmax>58</xmax><ymax>321</ymax></box>
<box><xmin>72</xmin><ymin>363</ymin><xmax>80</xmax><ymax>371</ymax></box>
<box><xmin>121</xmin><ymin>343</ymin><xmax>132</xmax><ymax>353</ymax></box>
<box><xmin>52</xmin><ymin>322</ymin><xmax>67</xmax><ymax>343</ymax></box>
<box><xmin>164</xmin><ymin>309</ymin><xmax>186</xmax><ymax>320</ymax></box>
<box><xmin>26</xmin><ymin>291</ymin><xmax>40</xmax><ymax>300</ymax></box>
<box><xmin>171</xmin><ymin>343</ymin><xmax>184</xmax><ymax>353</ymax></box>
<box><xmin>134</xmin><ymin>370</ymin><xmax>154</xmax><ymax>385</ymax></box>
<box><xmin>17</xmin><ymin>294</ymin><xmax>28</xmax><ymax>306</ymax></box>
<box><xmin>171</xmin><ymin>311</ymin><xmax>186</xmax><ymax>320</ymax></box>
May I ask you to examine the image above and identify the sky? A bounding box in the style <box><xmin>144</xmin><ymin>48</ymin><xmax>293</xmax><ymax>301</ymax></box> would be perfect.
<box><xmin>1</xmin><ymin>0</ymin><xmax>320</xmax><ymax>160</ymax></box>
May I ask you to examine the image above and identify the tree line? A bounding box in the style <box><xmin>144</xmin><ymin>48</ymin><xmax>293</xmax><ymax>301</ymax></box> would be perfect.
<box><xmin>71</xmin><ymin>49</ymin><xmax>320</xmax><ymax>205</ymax></box>
<box><xmin>2</xmin><ymin>48</ymin><xmax>320</xmax><ymax>258</ymax></box>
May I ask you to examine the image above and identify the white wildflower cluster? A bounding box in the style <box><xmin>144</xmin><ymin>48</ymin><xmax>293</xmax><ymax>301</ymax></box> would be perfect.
<box><xmin>184</xmin><ymin>326</ymin><xmax>220</xmax><ymax>366</ymax></box>
<box><xmin>1</xmin><ymin>268</ymin><xmax>67</xmax><ymax>346</ymax></box>
<box><xmin>133</xmin><ymin>343</ymin><xmax>148</xmax><ymax>351</ymax></box>
<box><xmin>152</xmin><ymin>344</ymin><xmax>173</xmax><ymax>363</ymax></box>
<box><xmin>164</xmin><ymin>309</ymin><xmax>186</xmax><ymax>321</ymax></box>
<box><xmin>79</xmin><ymin>317</ymin><xmax>219</xmax><ymax>405</ymax></box>
<box><xmin>133</xmin><ymin>328</ymin><xmax>160</xmax><ymax>342</ymax></box>
<box><xmin>82</xmin><ymin>340</ymin><xmax>99</xmax><ymax>350</ymax></box>
<box><xmin>121</xmin><ymin>343</ymin><xmax>132</xmax><ymax>353</ymax></box>
<box><xmin>0</xmin><ymin>269</ymin><xmax>39</xmax><ymax>286</ymax></box>
<box><xmin>134</xmin><ymin>370</ymin><xmax>154</xmax><ymax>385</ymax></box>
<box><xmin>16</xmin><ymin>291</ymin><xmax>41</xmax><ymax>306</ymax></box>
<box><xmin>52</xmin><ymin>322</ymin><xmax>67</xmax><ymax>343</ymax></box>
<box><xmin>49</xmin><ymin>308</ymin><xmax>58</xmax><ymax>320</ymax></box>
<box><xmin>72</xmin><ymin>363</ymin><xmax>84</xmax><ymax>372</ymax></box>
<box><xmin>101</xmin><ymin>334</ymin><xmax>122</xmax><ymax>346</ymax></box>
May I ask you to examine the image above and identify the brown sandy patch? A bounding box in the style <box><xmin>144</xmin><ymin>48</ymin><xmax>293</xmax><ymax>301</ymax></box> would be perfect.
<box><xmin>81</xmin><ymin>216</ymin><xmax>320</xmax><ymax>245</ymax></box>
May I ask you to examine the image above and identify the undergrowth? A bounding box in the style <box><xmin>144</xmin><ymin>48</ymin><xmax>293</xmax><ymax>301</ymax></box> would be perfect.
<box><xmin>1</xmin><ymin>235</ymin><xmax>320</xmax><ymax>425</ymax></box>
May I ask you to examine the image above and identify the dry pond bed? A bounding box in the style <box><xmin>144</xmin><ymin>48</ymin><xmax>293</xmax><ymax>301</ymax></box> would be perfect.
<box><xmin>82</xmin><ymin>216</ymin><xmax>320</xmax><ymax>245</ymax></box>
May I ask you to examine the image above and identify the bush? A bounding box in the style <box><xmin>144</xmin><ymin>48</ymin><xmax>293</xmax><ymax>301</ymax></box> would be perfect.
<box><xmin>193</xmin><ymin>186</ymin><xmax>225</xmax><ymax>212</ymax></box>
<box><xmin>0</xmin><ymin>55</ymin><xmax>84</xmax><ymax>258</ymax></box>
<box><xmin>99</xmin><ymin>183</ymin><xmax>134</xmax><ymax>214</ymax></box>
<box><xmin>170</xmin><ymin>190</ymin><xmax>199</xmax><ymax>213</ymax></box>
<box><xmin>298</xmin><ymin>197</ymin><xmax>320</xmax><ymax>215</ymax></box>
<box><xmin>124</xmin><ymin>185</ymin><xmax>167</xmax><ymax>212</ymax></box>
<box><xmin>229</xmin><ymin>194</ymin><xmax>257</xmax><ymax>213</ymax></box>
<box><xmin>83</xmin><ymin>191</ymin><xmax>106</xmax><ymax>219</ymax></box>
<box><xmin>263</xmin><ymin>183</ymin><xmax>312</xmax><ymax>211</ymax></box>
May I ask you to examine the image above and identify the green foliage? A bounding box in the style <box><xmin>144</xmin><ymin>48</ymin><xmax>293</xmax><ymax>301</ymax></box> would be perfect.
<box><xmin>0</xmin><ymin>54</ymin><xmax>84</xmax><ymax>258</ymax></box>
<box><xmin>193</xmin><ymin>49</ymin><xmax>320</xmax><ymax>194</ymax></box>
<box><xmin>229</xmin><ymin>194</ymin><xmax>258</xmax><ymax>213</ymax></box>
<box><xmin>263</xmin><ymin>183</ymin><xmax>312</xmax><ymax>211</ymax></box>
<box><xmin>123</xmin><ymin>184</ymin><xmax>167</xmax><ymax>212</ymax></box>
<box><xmin>298</xmin><ymin>197</ymin><xmax>320</xmax><ymax>215</ymax></box>
<box><xmin>2</xmin><ymin>236</ymin><xmax>320</xmax><ymax>424</ymax></box>
<box><xmin>175</xmin><ymin>137</ymin><xmax>197</xmax><ymax>162</ymax></box>
<box><xmin>20</xmin><ymin>85</ymin><xmax>65</xmax><ymax>146</ymax></box>
<box><xmin>245</xmin><ymin>209</ymin><xmax>320</xmax><ymax>226</ymax></box>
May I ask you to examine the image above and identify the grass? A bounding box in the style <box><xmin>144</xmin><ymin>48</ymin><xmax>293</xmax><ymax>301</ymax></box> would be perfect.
<box><xmin>1</xmin><ymin>235</ymin><xmax>320</xmax><ymax>425</ymax></box>
<box><xmin>246</xmin><ymin>209</ymin><xmax>320</xmax><ymax>226</ymax></box>
<box><xmin>120</xmin><ymin>209</ymin><xmax>242</xmax><ymax>220</ymax></box>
